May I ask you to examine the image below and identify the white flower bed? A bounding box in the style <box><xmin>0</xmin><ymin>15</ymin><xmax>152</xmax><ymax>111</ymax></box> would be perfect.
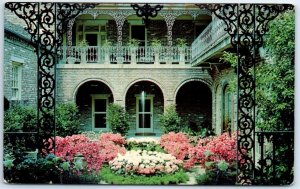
<box><xmin>127</xmin><ymin>137</ymin><xmax>159</xmax><ymax>144</ymax></box>
<box><xmin>109</xmin><ymin>150</ymin><xmax>183</xmax><ymax>175</ymax></box>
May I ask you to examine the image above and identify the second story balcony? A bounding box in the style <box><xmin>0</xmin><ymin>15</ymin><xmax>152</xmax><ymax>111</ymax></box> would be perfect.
<box><xmin>58</xmin><ymin>4</ymin><xmax>230</xmax><ymax>68</ymax></box>
<box><xmin>64</xmin><ymin>46</ymin><xmax>191</xmax><ymax>65</ymax></box>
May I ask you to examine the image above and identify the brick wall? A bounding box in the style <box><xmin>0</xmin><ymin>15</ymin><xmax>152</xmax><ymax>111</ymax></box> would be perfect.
<box><xmin>4</xmin><ymin>33</ymin><xmax>37</xmax><ymax>107</ymax></box>
<box><xmin>56</xmin><ymin>66</ymin><xmax>212</xmax><ymax>134</ymax></box>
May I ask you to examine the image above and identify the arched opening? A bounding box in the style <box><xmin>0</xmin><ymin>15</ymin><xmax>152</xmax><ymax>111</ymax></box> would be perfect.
<box><xmin>222</xmin><ymin>84</ymin><xmax>233</xmax><ymax>133</ymax></box>
<box><xmin>75</xmin><ymin>80</ymin><xmax>114</xmax><ymax>132</ymax></box>
<box><xmin>175</xmin><ymin>81</ymin><xmax>212</xmax><ymax>133</ymax></box>
<box><xmin>125</xmin><ymin>81</ymin><xmax>164</xmax><ymax>136</ymax></box>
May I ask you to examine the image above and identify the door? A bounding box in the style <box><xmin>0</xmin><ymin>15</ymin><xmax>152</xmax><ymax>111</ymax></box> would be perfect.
<box><xmin>85</xmin><ymin>33</ymin><xmax>98</xmax><ymax>62</ymax></box>
<box><xmin>136</xmin><ymin>96</ymin><xmax>153</xmax><ymax>132</ymax></box>
<box><xmin>92</xmin><ymin>95</ymin><xmax>109</xmax><ymax>131</ymax></box>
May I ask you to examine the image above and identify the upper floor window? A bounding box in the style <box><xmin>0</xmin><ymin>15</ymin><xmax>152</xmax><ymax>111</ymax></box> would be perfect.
<box><xmin>11</xmin><ymin>62</ymin><xmax>22</xmax><ymax>100</ymax></box>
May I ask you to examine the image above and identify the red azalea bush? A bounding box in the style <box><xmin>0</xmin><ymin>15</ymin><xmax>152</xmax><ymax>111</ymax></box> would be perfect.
<box><xmin>99</xmin><ymin>132</ymin><xmax>126</xmax><ymax>146</ymax></box>
<box><xmin>45</xmin><ymin>133</ymin><xmax>126</xmax><ymax>173</ymax></box>
<box><xmin>98</xmin><ymin>141</ymin><xmax>126</xmax><ymax>162</ymax></box>
<box><xmin>185</xmin><ymin>132</ymin><xmax>238</xmax><ymax>169</ymax></box>
<box><xmin>160</xmin><ymin>132</ymin><xmax>193</xmax><ymax>160</ymax></box>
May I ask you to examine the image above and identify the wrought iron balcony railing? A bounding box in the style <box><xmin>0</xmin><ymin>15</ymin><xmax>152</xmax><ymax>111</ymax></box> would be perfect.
<box><xmin>191</xmin><ymin>18</ymin><xmax>230</xmax><ymax>65</ymax></box>
<box><xmin>63</xmin><ymin>46</ymin><xmax>191</xmax><ymax>65</ymax></box>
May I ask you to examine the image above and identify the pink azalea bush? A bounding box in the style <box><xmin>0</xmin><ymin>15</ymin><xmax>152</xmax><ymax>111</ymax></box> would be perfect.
<box><xmin>99</xmin><ymin>132</ymin><xmax>126</xmax><ymax>146</ymax></box>
<box><xmin>109</xmin><ymin>150</ymin><xmax>183</xmax><ymax>175</ymax></box>
<box><xmin>160</xmin><ymin>132</ymin><xmax>193</xmax><ymax>160</ymax></box>
<box><xmin>45</xmin><ymin>133</ymin><xmax>126</xmax><ymax>173</ymax></box>
<box><xmin>185</xmin><ymin>132</ymin><xmax>238</xmax><ymax>169</ymax></box>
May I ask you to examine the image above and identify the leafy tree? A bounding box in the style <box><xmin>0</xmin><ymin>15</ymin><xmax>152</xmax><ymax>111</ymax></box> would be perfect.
<box><xmin>56</xmin><ymin>102</ymin><xmax>81</xmax><ymax>136</ymax></box>
<box><xmin>106</xmin><ymin>103</ymin><xmax>129</xmax><ymax>135</ymax></box>
<box><xmin>4</xmin><ymin>105</ymin><xmax>37</xmax><ymax>132</ymax></box>
<box><xmin>159</xmin><ymin>104</ymin><xmax>182</xmax><ymax>133</ymax></box>
<box><xmin>256</xmin><ymin>10</ymin><xmax>294</xmax><ymax>131</ymax></box>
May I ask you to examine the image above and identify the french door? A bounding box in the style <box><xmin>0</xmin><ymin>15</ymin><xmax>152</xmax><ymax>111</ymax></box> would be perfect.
<box><xmin>92</xmin><ymin>94</ymin><xmax>109</xmax><ymax>131</ymax></box>
<box><xmin>136</xmin><ymin>96</ymin><xmax>153</xmax><ymax>133</ymax></box>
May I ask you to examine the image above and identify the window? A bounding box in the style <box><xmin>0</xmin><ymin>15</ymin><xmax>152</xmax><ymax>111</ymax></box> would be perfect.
<box><xmin>11</xmin><ymin>62</ymin><xmax>22</xmax><ymax>100</ymax></box>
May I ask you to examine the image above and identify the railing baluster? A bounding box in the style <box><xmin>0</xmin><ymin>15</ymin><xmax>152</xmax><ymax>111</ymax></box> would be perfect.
<box><xmin>65</xmin><ymin>45</ymin><xmax>191</xmax><ymax>65</ymax></box>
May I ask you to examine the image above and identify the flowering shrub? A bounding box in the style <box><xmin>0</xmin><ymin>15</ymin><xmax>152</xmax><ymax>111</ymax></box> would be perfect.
<box><xmin>160</xmin><ymin>132</ymin><xmax>193</xmax><ymax>160</ymax></box>
<box><xmin>109</xmin><ymin>150</ymin><xmax>183</xmax><ymax>175</ymax></box>
<box><xmin>185</xmin><ymin>132</ymin><xmax>238</xmax><ymax>169</ymax></box>
<box><xmin>99</xmin><ymin>132</ymin><xmax>126</xmax><ymax>146</ymax></box>
<box><xmin>45</xmin><ymin>134</ymin><xmax>126</xmax><ymax>173</ymax></box>
<box><xmin>98</xmin><ymin>141</ymin><xmax>126</xmax><ymax>162</ymax></box>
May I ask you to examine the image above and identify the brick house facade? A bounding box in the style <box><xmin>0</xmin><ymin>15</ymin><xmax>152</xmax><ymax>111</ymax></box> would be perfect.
<box><xmin>4</xmin><ymin>4</ymin><xmax>236</xmax><ymax>136</ymax></box>
<box><xmin>4</xmin><ymin>19</ymin><xmax>37</xmax><ymax>109</ymax></box>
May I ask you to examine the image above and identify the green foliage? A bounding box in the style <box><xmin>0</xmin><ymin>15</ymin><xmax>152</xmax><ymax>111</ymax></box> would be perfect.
<box><xmin>56</xmin><ymin>102</ymin><xmax>81</xmax><ymax>137</ymax></box>
<box><xmin>100</xmin><ymin>166</ymin><xmax>189</xmax><ymax>185</ymax></box>
<box><xmin>151</xmin><ymin>38</ymin><xmax>162</xmax><ymax>47</ymax></box>
<box><xmin>4</xmin><ymin>152</ymin><xmax>100</xmax><ymax>184</ymax></box>
<box><xmin>181</xmin><ymin>117</ymin><xmax>214</xmax><ymax>138</ymax></box>
<box><xmin>126</xmin><ymin>142</ymin><xmax>165</xmax><ymax>152</ymax></box>
<box><xmin>176</xmin><ymin>38</ymin><xmax>187</xmax><ymax>47</ymax></box>
<box><xmin>106</xmin><ymin>103</ymin><xmax>130</xmax><ymax>135</ymax></box>
<box><xmin>78</xmin><ymin>40</ymin><xmax>89</xmax><ymax>47</ymax></box>
<box><xmin>196</xmin><ymin>161</ymin><xmax>236</xmax><ymax>185</ymax></box>
<box><xmin>220</xmin><ymin>51</ymin><xmax>238</xmax><ymax>67</ymax></box>
<box><xmin>195</xmin><ymin>170</ymin><xmax>216</xmax><ymax>185</ymax></box>
<box><xmin>4</xmin><ymin>154</ymin><xmax>62</xmax><ymax>183</ymax></box>
<box><xmin>127</xmin><ymin>38</ymin><xmax>140</xmax><ymax>47</ymax></box>
<box><xmin>217</xmin><ymin>160</ymin><xmax>229</xmax><ymax>171</ymax></box>
<box><xmin>4</xmin><ymin>105</ymin><xmax>37</xmax><ymax>132</ymax></box>
<box><xmin>159</xmin><ymin>104</ymin><xmax>182</xmax><ymax>133</ymax></box>
<box><xmin>256</xmin><ymin>10</ymin><xmax>295</xmax><ymax>131</ymax></box>
<box><xmin>219</xmin><ymin>52</ymin><xmax>238</xmax><ymax>93</ymax></box>
<box><xmin>102</xmin><ymin>40</ymin><xmax>113</xmax><ymax>47</ymax></box>
<box><xmin>4</xmin><ymin>103</ymin><xmax>81</xmax><ymax>136</ymax></box>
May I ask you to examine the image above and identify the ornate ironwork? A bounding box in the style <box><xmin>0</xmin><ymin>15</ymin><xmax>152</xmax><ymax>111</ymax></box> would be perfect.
<box><xmin>5</xmin><ymin>2</ymin><xmax>94</xmax><ymax>153</ymax></box>
<box><xmin>5</xmin><ymin>2</ymin><xmax>294</xmax><ymax>185</ymax></box>
<box><xmin>256</xmin><ymin>131</ymin><xmax>294</xmax><ymax>185</ymax></box>
<box><xmin>131</xmin><ymin>3</ymin><xmax>163</xmax><ymax>27</ymax></box>
<box><xmin>198</xmin><ymin>3</ymin><xmax>293</xmax><ymax>185</ymax></box>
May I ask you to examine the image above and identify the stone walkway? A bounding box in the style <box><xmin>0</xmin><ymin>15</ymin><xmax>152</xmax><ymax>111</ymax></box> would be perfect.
<box><xmin>180</xmin><ymin>166</ymin><xmax>206</xmax><ymax>185</ymax></box>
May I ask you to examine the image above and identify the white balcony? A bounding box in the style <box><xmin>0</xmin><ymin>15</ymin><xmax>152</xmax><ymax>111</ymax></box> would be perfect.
<box><xmin>191</xmin><ymin>18</ymin><xmax>231</xmax><ymax>66</ymax></box>
<box><xmin>63</xmin><ymin>46</ymin><xmax>191</xmax><ymax>65</ymax></box>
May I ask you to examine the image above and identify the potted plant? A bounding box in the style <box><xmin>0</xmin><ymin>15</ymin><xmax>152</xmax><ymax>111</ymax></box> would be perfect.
<box><xmin>78</xmin><ymin>39</ymin><xmax>89</xmax><ymax>63</ymax></box>
<box><xmin>176</xmin><ymin>38</ymin><xmax>187</xmax><ymax>64</ymax></box>
<box><xmin>151</xmin><ymin>38</ymin><xmax>162</xmax><ymax>64</ymax></box>
<box><xmin>127</xmin><ymin>39</ymin><xmax>140</xmax><ymax>64</ymax></box>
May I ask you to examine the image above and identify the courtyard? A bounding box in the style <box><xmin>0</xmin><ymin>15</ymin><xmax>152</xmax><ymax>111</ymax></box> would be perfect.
<box><xmin>3</xmin><ymin>2</ymin><xmax>295</xmax><ymax>185</ymax></box>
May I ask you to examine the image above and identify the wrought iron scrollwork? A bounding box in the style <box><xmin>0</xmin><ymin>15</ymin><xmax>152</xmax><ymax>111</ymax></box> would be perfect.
<box><xmin>131</xmin><ymin>3</ymin><xmax>163</xmax><ymax>27</ymax></box>
<box><xmin>256</xmin><ymin>131</ymin><xmax>294</xmax><ymax>185</ymax></box>
<box><xmin>5</xmin><ymin>2</ymin><xmax>94</xmax><ymax>154</ymax></box>
<box><xmin>5</xmin><ymin>2</ymin><xmax>294</xmax><ymax>185</ymax></box>
<box><xmin>198</xmin><ymin>3</ymin><xmax>293</xmax><ymax>185</ymax></box>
